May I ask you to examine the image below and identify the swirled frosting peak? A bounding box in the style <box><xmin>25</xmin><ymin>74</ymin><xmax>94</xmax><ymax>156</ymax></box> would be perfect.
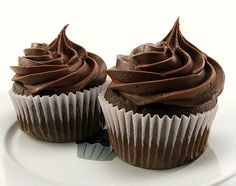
<box><xmin>11</xmin><ymin>25</ymin><xmax>107</xmax><ymax>94</ymax></box>
<box><xmin>107</xmin><ymin>19</ymin><xmax>224</xmax><ymax>107</ymax></box>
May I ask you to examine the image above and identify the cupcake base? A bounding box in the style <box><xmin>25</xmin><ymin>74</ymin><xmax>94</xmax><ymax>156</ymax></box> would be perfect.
<box><xmin>99</xmin><ymin>95</ymin><xmax>218</xmax><ymax>169</ymax></box>
<box><xmin>9</xmin><ymin>82</ymin><xmax>108</xmax><ymax>143</ymax></box>
<box><xmin>109</xmin><ymin>125</ymin><xmax>210</xmax><ymax>169</ymax></box>
<box><xmin>77</xmin><ymin>129</ymin><xmax>116</xmax><ymax>161</ymax></box>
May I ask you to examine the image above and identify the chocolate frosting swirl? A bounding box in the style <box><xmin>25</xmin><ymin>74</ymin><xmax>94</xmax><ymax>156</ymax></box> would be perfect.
<box><xmin>107</xmin><ymin>19</ymin><xmax>224</xmax><ymax>107</ymax></box>
<box><xmin>11</xmin><ymin>25</ymin><xmax>107</xmax><ymax>94</ymax></box>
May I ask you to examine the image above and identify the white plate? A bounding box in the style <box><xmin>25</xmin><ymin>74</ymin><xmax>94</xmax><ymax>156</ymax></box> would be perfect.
<box><xmin>1</xmin><ymin>91</ymin><xmax>236</xmax><ymax>186</ymax></box>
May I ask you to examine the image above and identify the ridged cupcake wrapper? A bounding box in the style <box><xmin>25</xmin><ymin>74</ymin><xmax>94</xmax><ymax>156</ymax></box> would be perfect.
<box><xmin>98</xmin><ymin>95</ymin><xmax>218</xmax><ymax>169</ymax></box>
<box><xmin>77</xmin><ymin>143</ymin><xmax>116</xmax><ymax>161</ymax></box>
<box><xmin>9</xmin><ymin>82</ymin><xmax>108</xmax><ymax>143</ymax></box>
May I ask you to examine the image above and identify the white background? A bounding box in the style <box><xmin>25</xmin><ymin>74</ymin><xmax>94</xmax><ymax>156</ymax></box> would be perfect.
<box><xmin>0</xmin><ymin>0</ymin><xmax>236</xmax><ymax>185</ymax></box>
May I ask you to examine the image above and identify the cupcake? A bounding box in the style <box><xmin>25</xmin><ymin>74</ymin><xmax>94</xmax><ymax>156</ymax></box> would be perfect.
<box><xmin>77</xmin><ymin>129</ymin><xmax>116</xmax><ymax>161</ymax></box>
<box><xmin>99</xmin><ymin>19</ymin><xmax>225</xmax><ymax>169</ymax></box>
<box><xmin>10</xmin><ymin>25</ymin><xmax>107</xmax><ymax>143</ymax></box>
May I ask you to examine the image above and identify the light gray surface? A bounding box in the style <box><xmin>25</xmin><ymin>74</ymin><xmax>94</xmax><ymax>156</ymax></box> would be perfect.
<box><xmin>222</xmin><ymin>177</ymin><xmax>236</xmax><ymax>186</ymax></box>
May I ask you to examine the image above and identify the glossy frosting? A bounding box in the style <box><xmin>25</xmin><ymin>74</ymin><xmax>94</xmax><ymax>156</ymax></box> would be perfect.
<box><xmin>107</xmin><ymin>19</ymin><xmax>224</xmax><ymax>107</ymax></box>
<box><xmin>11</xmin><ymin>25</ymin><xmax>107</xmax><ymax>94</ymax></box>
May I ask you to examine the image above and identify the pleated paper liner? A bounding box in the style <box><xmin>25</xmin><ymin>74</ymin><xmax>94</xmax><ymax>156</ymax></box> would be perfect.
<box><xmin>77</xmin><ymin>129</ymin><xmax>116</xmax><ymax>161</ymax></box>
<box><xmin>98</xmin><ymin>95</ymin><xmax>218</xmax><ymax>169</ymax></box>
<box><xmin>9</xmin><ymin>82</ymin><xmax>108</xmax><ymax>143</ymax></box>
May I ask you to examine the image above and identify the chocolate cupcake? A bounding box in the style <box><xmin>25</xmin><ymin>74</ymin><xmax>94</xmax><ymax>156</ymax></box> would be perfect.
<box><xmin>77</xmin><ymin>129</ymin><xmax>116</xmax><ymax>161</ymax></box>
<box><xmin>99</xmin><ymin>19</ymin><xmax>225</xmax><ymax>169</ymax></box>
<box><xmin>10</xmin><ymin>25</ymin><xmax>107</xmax><ymax>142</ymax></box>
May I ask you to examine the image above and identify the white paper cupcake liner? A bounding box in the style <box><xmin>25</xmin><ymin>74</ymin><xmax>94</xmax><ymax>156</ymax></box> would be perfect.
<box><xmin>77</xmin><ymin>143</ymin><xmax>116</xmax><ymax>161</ymax></box>
<box><xmin>98</xmin><ymin>94</ymin><xmax>218</xmax><ymax>169</ymax></box>
<box><xmin>76</xmin><ymin>128</ymin><xmax>116</xmax><ymax>161</ymax></box>
<box><xmin>9</xmin><ymin>82</ymin><xmax>109</xmax><ymax>143</ymax></box>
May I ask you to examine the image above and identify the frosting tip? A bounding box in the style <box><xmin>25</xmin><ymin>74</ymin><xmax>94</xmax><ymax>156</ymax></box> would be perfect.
<box><xmin>176</xmin><ymin>17</ymin><xmax>180</xmax><ymax>24</ymax></box>
<box><xmin>59</xmin><ymin>24</ymin><xmax>69</xmax><ymax>34</ymax></box>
